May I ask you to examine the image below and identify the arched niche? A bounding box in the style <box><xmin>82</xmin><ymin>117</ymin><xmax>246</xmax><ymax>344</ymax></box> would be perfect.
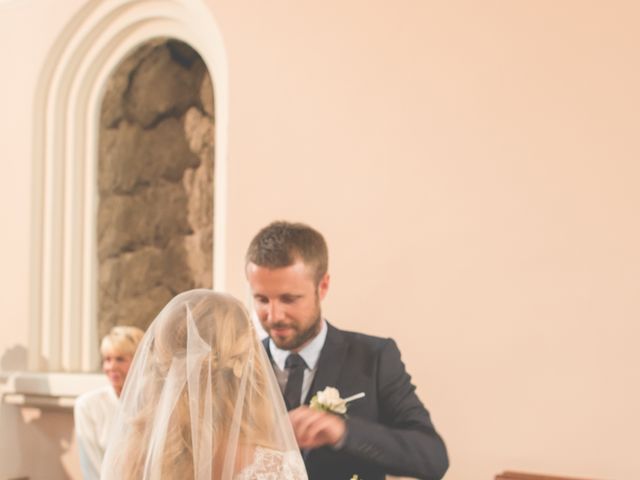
<box><xmin>30</xmin><ymin>0</ymin><xmax>228</xmax><ymax>372</ymax></box>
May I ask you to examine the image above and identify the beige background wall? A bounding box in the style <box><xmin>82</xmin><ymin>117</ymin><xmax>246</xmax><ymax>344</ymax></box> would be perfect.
<box><xmin>1</xmin><ymin>2</ymin><xmax>87</xmax><ymax>478</ymax></box>
<box><xmin>216</xmin><ymin>1</ymin><xmax>640</xmax><ymax>479</ymax></box>
<box><xmin>1</xmin><ymin>1</ymin><xmax>639</xmax><ymax>479</ymax></box>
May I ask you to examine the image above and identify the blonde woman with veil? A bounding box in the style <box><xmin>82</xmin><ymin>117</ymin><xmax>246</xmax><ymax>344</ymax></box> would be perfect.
<box><xmin>101</xmin><ymin>289</ymin><xmax>307</xmax><ymax>480</ymax></box>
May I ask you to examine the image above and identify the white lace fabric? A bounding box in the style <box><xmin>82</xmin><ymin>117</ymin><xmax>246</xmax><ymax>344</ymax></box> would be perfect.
<box><xmin>101</xmin><ymin>290</ymin><xmax>308</xmax><ymax>480</ymax></box>
<box><xmin>235</xmin><ymin>447</ymin><xmax>307</xmax><ymax>480</ymax></box>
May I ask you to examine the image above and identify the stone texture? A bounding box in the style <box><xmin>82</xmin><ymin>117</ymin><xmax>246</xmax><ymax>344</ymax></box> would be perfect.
<box><xmin>184</xmin><ymin>227</ymin><xmax>214</xmax><ymax>289</ymax></box>
<box><xmin>183</xmin><ymin>107</ymin><xmax>214</xmax><ymax>231</ymax></box>
<box><xmin>183</xmin><ymin>157</ymin><xmax>213</xmax><ymax>230</ymax></box>
<box><xmin>184</xmin><ymin>107</ymin><xmax>214</xmax><ymax>156</ymax></box>
<box><xmin>99</xmin><ymin>117</ymin><xmax>201</xmax><ymax>194</ymax></box>
<box><xmin>124</xmin><ymin>44</ymin><xmax>205</xmax><ymax>128</ymax></box>
<box><xmin>163</xmin><ymin>236</ymin><xmax>196</xmax><ymax>294</ymax></box>
<box><xmin>98</xmin><ymin>40</ymin><xmax>214</xmax><ymax>336</ymax></box>
<box><xmin>99</xmin><ymin>285</ymin><xmax>174</xmax><ymax>340</ymax></box>
<box><xmin>99</xmin><ymin>121</ymin><xmax>144</xmax><ymax>194</ymax></box>
<box><xmin>151</xmin><ymin>117</ymin><xmax>202</xmax><ymax>180</ymax></box>
<box><xmin>98</xmin><ymin>181</ymin><xmax>192</xmax><ymax>260</ymax></box>
<box><xmin>100</xmin><ymin>40</ymin><xmax>163</xmax><ymax>128</ymax></box>
<box><xmin>99</xmin><ymin>246</ymin><xmax>166</xmax><ymax>301</ymax></box>
<box><xmin>167</xmin><ymin>39</ymin><xmax>200</xmax><ymax>67</ymax></box>
<box><xmin>200</xmin><ymin>70</ymin><xmax>214</xmax><ymax>118</ymax></box>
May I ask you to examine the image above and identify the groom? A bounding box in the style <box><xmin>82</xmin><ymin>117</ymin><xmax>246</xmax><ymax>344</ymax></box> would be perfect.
<box><xmin>245</xmin><ymin>221</ymin><xmax>449</xmax><ymax>480</ymax></box>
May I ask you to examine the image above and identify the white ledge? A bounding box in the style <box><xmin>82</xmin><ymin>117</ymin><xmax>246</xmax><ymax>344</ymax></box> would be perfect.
<box><xmin>0</xmin><ymin>371</ymin><xmax>108</xmax><ymax>409</ymax></box>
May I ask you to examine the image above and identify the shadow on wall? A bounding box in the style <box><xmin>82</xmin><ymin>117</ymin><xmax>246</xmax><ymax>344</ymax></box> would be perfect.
<box><xmin>1</xmin><ymin>345</ymin><xmax>51</xmax><ymax>372</ymax></box>
<box><xmin>1</xmin><ymin>345</ymin><xmax>28</xmax><ymax>371</ymax></box>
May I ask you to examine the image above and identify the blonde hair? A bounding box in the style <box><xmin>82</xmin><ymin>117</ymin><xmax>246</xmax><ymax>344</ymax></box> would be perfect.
<box><xmin>122</xmin><ymin>293</ymin><xmax>275</xmax><ymax>479</ymax></box>
<box><xmin>100</xmin><ymin>325</ymin><xmax>145</xmax><ymax>357</ymax></box>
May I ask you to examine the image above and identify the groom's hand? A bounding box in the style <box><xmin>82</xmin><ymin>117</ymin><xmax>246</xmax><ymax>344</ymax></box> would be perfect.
<box><xmin>289</xmin><ymin>406</ymin><xmax>346</xmax><ymax>449</ymax></box>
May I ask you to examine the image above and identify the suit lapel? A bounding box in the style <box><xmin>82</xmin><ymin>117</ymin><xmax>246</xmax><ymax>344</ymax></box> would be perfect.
<box><xmin>261</xmin><ymin>324</ymin><xmax>349</xmax><ymax>405</ymax></box>
<box><xmin>304</xmin><ymin>322</ymin><xmax>348</xmax><ymax>404</ymax></box>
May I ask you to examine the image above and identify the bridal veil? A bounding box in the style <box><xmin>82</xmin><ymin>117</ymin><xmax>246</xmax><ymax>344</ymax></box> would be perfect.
<box><xmin>101</xmin><ymin>290</ymin><xmax>307</xmax><ymax>480</ymax></box>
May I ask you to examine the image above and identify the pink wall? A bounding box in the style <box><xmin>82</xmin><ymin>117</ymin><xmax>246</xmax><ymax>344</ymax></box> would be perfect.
<box><xmin>212</xmin><ymin>1</ymin><xmax>640</xmax><ymax>479</ymax></box>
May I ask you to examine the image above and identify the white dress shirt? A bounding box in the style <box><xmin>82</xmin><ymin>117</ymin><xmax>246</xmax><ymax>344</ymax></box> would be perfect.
<box><xmin>269</xmin><ymin>319</ymin><xmax>328</xmax><ymax>405</ymax></box>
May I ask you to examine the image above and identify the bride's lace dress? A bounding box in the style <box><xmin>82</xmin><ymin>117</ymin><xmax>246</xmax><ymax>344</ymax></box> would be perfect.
<box><xmin>235</xmin><ymin>447</ymin><xmax>307</xmax><ymax>480</ymax></box>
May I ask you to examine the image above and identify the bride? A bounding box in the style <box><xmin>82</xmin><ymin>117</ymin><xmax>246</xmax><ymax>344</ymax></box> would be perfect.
<box><xmin>101</xmin><ymin>289</ymin><xmax>307</xmax><ymax>479</ymax></box>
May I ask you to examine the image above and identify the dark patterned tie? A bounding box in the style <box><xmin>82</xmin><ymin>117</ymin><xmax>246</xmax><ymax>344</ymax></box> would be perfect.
<box><xmin>284</xmin><ymin>353</ymin><xmax>306</xmax><ymax>410</ymax></box>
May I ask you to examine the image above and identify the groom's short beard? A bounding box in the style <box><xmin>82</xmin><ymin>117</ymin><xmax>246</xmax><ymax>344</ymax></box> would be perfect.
<box><xmin>272</xmin><ymin>312</ymin><xmax>322</xmax><ymax>351</ymax></box>
<box><xmin>291</xmin><ymin>313</ymin><xmax>322</xmax><ymax>351</ymax></box>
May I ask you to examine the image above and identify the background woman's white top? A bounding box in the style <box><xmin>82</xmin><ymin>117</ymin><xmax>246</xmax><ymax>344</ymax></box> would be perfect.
<box><xmin>74</xmin><ymin>385</ymin><xmax>118</xmax><ymax>480</ymax></box>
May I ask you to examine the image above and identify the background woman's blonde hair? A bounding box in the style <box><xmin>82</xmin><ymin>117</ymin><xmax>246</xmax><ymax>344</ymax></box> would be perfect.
<box><xmin>100</xmin><ymin>325</ymin><xmax>145</xmax><ymax>357</ymax></box>
<box><xmin>121</xmin><ymin>292</ymin><xmax>276</xmax><ymax>479</ymax></box>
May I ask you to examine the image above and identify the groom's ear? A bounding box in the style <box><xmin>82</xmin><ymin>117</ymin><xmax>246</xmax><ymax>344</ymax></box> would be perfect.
<box><xmin>317</xmin><ymin>273</ymin><xmax>330</xmax><ymax>301</ymax></box>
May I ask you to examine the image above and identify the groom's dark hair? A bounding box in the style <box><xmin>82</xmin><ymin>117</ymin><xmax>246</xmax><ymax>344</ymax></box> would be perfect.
<box><xmin>245</xmin><ymin>221</ymin><xmax>328</xmax><ymax>285</ymax></box>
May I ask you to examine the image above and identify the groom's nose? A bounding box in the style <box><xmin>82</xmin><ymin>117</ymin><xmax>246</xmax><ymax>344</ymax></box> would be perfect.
<box><xmin>267</xmin><ymin>301</ymin><xmax>285</xmax><ymax>322</ymax></box>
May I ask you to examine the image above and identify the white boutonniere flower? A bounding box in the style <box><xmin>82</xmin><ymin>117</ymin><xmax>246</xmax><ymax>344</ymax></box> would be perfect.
<box><xmin>310</xmin><ymin>386</ymin><xmax>365</xmax><ymax>416</ymax></box>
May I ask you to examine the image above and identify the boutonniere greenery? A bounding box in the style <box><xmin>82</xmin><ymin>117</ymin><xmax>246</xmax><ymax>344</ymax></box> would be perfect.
<box><xmin>309</xmin><ymin>386</ymin><xmax>365</xmax><ymax>416</ymax></box>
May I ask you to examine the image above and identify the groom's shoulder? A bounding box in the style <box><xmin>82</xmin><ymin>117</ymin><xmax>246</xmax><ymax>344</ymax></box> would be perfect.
<box><xmin>331</xmin><ymin>324</ymin><xmax>397</xmax><ymax>353</ymax></box>
<box><xmin>339</xmin><ymin>327</ymin><xmax>386</xmax><ymax>345</ymax></box>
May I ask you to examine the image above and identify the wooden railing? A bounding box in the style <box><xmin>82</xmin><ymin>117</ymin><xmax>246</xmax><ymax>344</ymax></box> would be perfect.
<box><xmin>496</xmin><ymin>471</ymin><xmax>601</xmax><ymax>480</ymax></box>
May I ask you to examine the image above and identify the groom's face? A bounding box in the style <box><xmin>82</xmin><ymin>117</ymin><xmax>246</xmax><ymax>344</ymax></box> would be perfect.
<box><xmin>247</xmin><ymin>259</ymin><xmax>329</xmax><ymax>352</ymax></box>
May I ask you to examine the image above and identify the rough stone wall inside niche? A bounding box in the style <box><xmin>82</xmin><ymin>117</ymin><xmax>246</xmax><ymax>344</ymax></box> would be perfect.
<box><xmin>98</xmin><ymin>39</ymin><xmax>214</xmax><ymax>338</ymax></box>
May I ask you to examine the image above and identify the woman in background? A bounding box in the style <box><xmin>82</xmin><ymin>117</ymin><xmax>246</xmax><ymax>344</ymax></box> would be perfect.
<box><xmin>74</xmin><ymin>325</ymin><xmax>145</xmax><ymax>480</ymax></box>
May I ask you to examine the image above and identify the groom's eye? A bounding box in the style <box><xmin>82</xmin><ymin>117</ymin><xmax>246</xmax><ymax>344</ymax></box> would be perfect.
<box><xmin>254</xmin><ymin>295</ymin><xmax>269</xmax><ymax>304</ymax></box>
<box><xmin>280</xmin><ymin>295</ymin><xmax>299</xmax><ymax>304</ymax></box>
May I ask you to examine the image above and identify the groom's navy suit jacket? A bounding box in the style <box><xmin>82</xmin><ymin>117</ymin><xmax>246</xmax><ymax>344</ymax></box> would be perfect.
<box><xmin>264</xmin><ymin>322</ymin><xmax>449</xmax><ymax>480</ymax></box>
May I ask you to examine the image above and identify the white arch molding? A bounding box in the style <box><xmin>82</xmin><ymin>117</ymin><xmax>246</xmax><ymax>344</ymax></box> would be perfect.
<box><xmin>29</xmin><ymin>0</ymin><xmax>228</xmax><ymax>372</ymax></box>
